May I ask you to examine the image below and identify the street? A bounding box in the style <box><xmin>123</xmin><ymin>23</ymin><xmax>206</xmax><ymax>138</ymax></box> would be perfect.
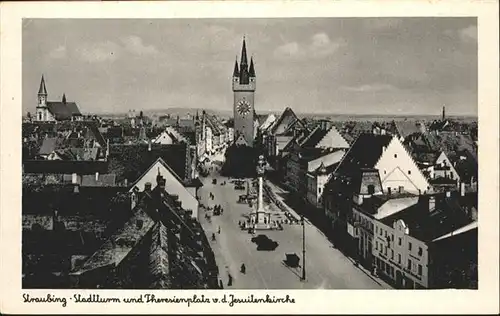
<box><xmin>198</xmin><ymin>158</ymin><xmax>389</xmax><ymax>289</ymax></box>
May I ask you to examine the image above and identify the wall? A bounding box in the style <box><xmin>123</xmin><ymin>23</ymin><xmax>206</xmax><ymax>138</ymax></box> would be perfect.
<box><xmin>373</xmin><ymin>219</ymin><xmax>429</xmax><ymax>288</ymax></box>
<box><xmin>376</xmin><ymin>137</ymin><xmax>430</xmax><ymax>194</ymax></box>
<box><xmin>129</xmin><ymin>161</ymin><xmax>198</xmax><ymax>218</ymax></box>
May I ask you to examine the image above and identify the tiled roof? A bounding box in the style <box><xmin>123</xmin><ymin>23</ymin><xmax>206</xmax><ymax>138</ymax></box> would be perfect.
<box><xmin>81</xmin><ymin>174</ymin><xmax>117</xmax><ymax>187</ymax></box>
<box><xmin>394</xmin><ymin>120</ymin><xmax>424</xmax><ymax>139</ymax></box>
<box><xmin>47</xmin><ymin>102</ymin><xmax>82</xmax><ymax>120</ymax></box>
<box><xmin>71</xmin><ymin>208</ymin><xmax>156</xmax><ymax>275</ymax></box>
<box><xmin>270</xmin><ymin>107</ymin><xmax>301</xmax><ymax>135</ymax></box>
<box><xmin>23</xmin><ymin>160</ymin><xmax>109</xmax><ymax>174</ymax></box>
<box><xmin>300</xmin><ymin>127</ymin><xmax>329</xmax><ymax>149</ymax></box>
<box><xmin>38</xmin><ymin>137</ymin><xmax>58</xmax><ymax>155</ymax></box>
<box><xmin>335</xmin><ymin>134</ymin><xmax>393</xmax><ymax>175</ymax></box>
<box><xmin>380</xmin><ymin>194</ymin><xmax>474</xmax><ymax>242</ymax></box>
<box><xmin>108</xmin><ymin>143</ymin><xmax>189</xmax><ymax>183</ymax></box>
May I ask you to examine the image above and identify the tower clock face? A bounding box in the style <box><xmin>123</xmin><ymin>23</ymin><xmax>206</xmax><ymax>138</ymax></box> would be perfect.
<box><xmin>237</xmin><ymin>100</ymin><xmax>251</xmax><ymax>116</ymax></box>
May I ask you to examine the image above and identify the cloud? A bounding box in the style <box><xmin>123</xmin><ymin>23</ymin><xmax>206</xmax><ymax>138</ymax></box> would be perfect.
<box><xmin>274</xmin><ymin>33</ymin><xmax>345</xmax><ymax>59</ymax></box>
<box><xmin>49</xmin><ymin>45</ymin><xmax>67</xmax><ymax>59</ymax></box>
<box><xmin>78</xmin><ymin>41</ymin><xmax>119</xmax><ymax>63</ymax></box>
<box><xmin>310</xmin><ymin>33</ymin><xmax>346</xmax><ymax>58</ymax></box>
<box><xmin>341</xmin><ymin>83</ymin><xmax>398</xmax><ymax>92</ymax></box>
<box><xmin>274</xmin><ymin>42</ymin><xmax>300</xmax><ymax>58</ymax></box>
<box><xmin>120</xmin><ymin>36</ymin><xmax>159</xmax><ymax>55</ymax></box>
<box><xmin>459</xmin><ymin>25</ymin><xmax>477</xmax><ymax>42</ymax></box>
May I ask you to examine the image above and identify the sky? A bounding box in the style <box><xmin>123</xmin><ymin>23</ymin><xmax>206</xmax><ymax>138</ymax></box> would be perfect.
<box><xmin>22</xmin><ymin>18</ymin><xmax>477</xmax><ymax>116</ymax></box>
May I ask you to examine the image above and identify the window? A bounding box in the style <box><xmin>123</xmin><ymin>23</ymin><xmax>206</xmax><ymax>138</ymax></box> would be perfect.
<box><xmin>385</xmin><ymin>231</ymin><xmax>388</xmax><ymax>238</ymax></box>
<box><xmin>384</xmin><ymin>247</ymin><xmax>388</xmax><ymax>256</ymax></box>
<box><xmin>375</xmin><ymin>241</ymin><xmax>378</xmax><ymax>250</ymax></box>
<box><xmin>418</xmin><ymin>264</ymin><xmax>423</xmax><ymax>276</ymax></box>
<box><xmin>384</xmin><ymin>170</ymin><xmax>387</xmax><ymax>175</ymax></box>
<box><xmin>391</xmin><ymin>234</ymin><xmax>394</xmax><ymax>241</ymax></box>
<box><xmin>408</xmin><ymin>242</ymin><xmax>412</xmax><ymax>251</ymax></box>
<box><xmin>394</xmin><ymin>154</ymin><xmax>398</xmax><ymax>158</ymax></box>
<box><xmin>408</xmin><ymin>170</ymin><xmax>411</xmax><ymax>175</ymax></box>
<box><xmin>376</xmin><ymin>226</ymin><xmax>378</xmax><ymax>234</ymax></box>
<box><xmin>398</xmin><ymin>254</ymin><xmax>401</xmax><ymax>264</ymax></box>
<box><xmin>418</xmin><ymin>247</ymin><xmax>423</xmax><ymax>256</ymax></box>
<box><xmin>398</xmin><ymin>237</ymin><xmax>402</xmax><ymax>246</ymax></box>
<box><xmin>391</xmin><ymin>249</ymin><xmax>394</xmax><ymax>259</ymax></box>
<box><xmin>407</xmin><ymin>259</ymin><xmax>412</xmax><ymax>270</ymax></box>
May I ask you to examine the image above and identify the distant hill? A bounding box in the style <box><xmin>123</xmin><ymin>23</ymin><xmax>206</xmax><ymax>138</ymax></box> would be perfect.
<box><xmin>90</xmin><ymin>107</ymin><xmax>477</xmax><ymax>123</ymax></box>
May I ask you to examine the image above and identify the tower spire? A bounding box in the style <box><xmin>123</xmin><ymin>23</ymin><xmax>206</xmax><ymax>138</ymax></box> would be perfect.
<box><xmin>442</xmin><ymin>105</ymin><xmax>446</xmax><ymax>121</ymax></box>
<box><xmin>249</xmin><ymin>57</ymin><xmax>255</xmax><ymax>77</ymax></box>
<box><xmin>233</xmin><ymin>57</ymin><xmax>240</xmax><ymax>77</ymax></box>
<box><xmin>62</xmin><ymin>93</ymin><xmax>67</xmax><ymax>104</ymax></box>
<box><xmin>239</xmin><ymin>37</ymin><xmax>249</xmax><ymax>84</ymax></box>
<box><xmin>240</xmin><ymin>37</ymin><xmax>248</xmax><ymax>69</ymax></box>
<box><xmin>38</xmin><ymin>75</ymin><xmax>47</xmax><ymax>95</ymax></box>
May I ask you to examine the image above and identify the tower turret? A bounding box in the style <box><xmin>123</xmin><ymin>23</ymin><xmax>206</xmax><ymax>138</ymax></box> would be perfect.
<box><xmin>249</xmin><ymin>57</ymin><xmax>256</xmax><ymax>78</ymax></box>
<box><xmin>233</xmin><ymin>58</ymin><xmax>240</xmax><ymax>78</ymax></box>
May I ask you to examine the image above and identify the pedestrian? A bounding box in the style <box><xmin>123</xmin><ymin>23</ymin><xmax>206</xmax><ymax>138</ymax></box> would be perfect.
<box><xmin>219</xmin><ymin>279</ymin><xmax>224</xmax><ymax>289</ymax></box>
<box><xmin>227</xmin><ymin>273</ymin><xmax>233</xmax><ymax>286</ymax></box>
<box><xmin>218</xmin><ymin>226</ymin><xmax>221</xmax><ymax>234</ymax></box>
<box><xmin>211</xmin><ymin>233</ymin><xmax>216</xmax><ymax>242</ymax></box>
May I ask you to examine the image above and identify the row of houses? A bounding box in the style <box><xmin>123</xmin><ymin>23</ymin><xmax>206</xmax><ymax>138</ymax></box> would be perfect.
<box><xmin>256</xmin><ymin>107</ymin><xmax>479</xmax><ymax>289</ymax></box>
<box><xmin>22</xmin><ymin>114</ymin><xmax>217</xmax><ymax>288</ymax></box>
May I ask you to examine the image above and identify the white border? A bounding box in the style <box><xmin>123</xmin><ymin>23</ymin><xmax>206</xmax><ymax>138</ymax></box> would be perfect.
<box><xmin>1</xmin><ymin>1</ymin><xmax>499</xmax><ymax>314</ymax></box>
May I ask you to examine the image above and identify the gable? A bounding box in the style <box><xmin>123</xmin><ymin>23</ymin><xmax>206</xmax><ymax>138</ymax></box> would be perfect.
<box><xmin>129</xmin><ymin>159</ymin><xmax>198</xmax><ymax>212</ymax></box>
<box><xmin>235</xmin><ymin>134</ymin><xmax>247</xmax><ymax>146</ymax></box>
<box><xmin>376</xmin><ymin>137</ymin><xmax>430</xmax><ymax>194</ymax></box>
<box><xmin>316</xmin><ymin>126</ymin><xmax>350</xmax><ymax>149</ymax></box>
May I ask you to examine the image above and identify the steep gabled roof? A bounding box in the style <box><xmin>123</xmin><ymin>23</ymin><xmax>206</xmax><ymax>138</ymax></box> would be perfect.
<box><xmin>269</xmin><ymin>107</ymin><xmax>302</xmax><ymax>135</ymax></box>
<box><xmin>300</xmin><ymin>126</ymin><xmax>329</xmax><ymax>149</ymax></box>
<box><xmin>38</xmin><ymin>137</ymin><xmax>58</xmax><ymax>155</ymax></box>
<box><xmin>335</xmin><ymin>134</ymin><xmax>393</xmax><ymax>175</ymax></box>
<box><xmin>395</xmin><ymin>120</ymin><xmax>425</xmax><ymax>139</ymax></box>
<box><xmin>47</xmin><ymin>102</ymin><xmax>82</xmax><ymax>120</ymax></box>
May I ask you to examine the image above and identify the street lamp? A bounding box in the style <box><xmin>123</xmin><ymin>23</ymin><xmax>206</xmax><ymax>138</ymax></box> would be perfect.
<box><xmin>301</xmin><ymin>215</ymin><xmax>306</xmax><ymax>281</ymax></box>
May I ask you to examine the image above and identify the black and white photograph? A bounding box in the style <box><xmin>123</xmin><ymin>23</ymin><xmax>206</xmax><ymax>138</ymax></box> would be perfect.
<box><xmin>1</xmin><ymin>0</ymin><xmax>499</xmax><ymax>314</ymax></box>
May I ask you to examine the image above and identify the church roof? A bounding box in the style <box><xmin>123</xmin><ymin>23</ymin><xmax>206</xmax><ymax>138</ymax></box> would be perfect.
<box><xmin>47</xmin><ymin>101</ymin><xmax>82</xmax><ymax>120</ymax></box>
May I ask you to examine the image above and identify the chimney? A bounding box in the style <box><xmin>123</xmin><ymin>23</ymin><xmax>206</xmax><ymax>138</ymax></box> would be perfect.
<box><xmin>460</xmin><ymin>182</ymin><xmax>466</xmax><ymax>197</ymax></box>
<box><xmin>95</xmin><ymin>172</ymin><xmax>99</xmax><ymax>181</ymax></box>
<box><xmin>429</xmin><ymin>196</ymin><xmax>436</xmax><ymax>212</ymax></box>
<box><xmin>158</xmin><ymin>178</ymin><xmax>166</xmax><ymax>191</ymax></box>
<box><xmin>144</xmin><ymin>182</ymin><xmax>152</xmax><ymax>193</ymax></box>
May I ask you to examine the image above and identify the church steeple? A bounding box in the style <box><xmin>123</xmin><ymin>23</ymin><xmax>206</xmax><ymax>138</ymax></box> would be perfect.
<box><xmin>62</xmin><ymin>93</ymin><xmax>67</xmax><ymax>104</ymax></box>
<box><xmin>249</xmin><ymin>57</ymin><xmax>255</xmax><ymax>77</ymax></box>
<box><xmin>38</xmin><ymin>75</ymin><xmax>47</xmax><ymax>96</ymax></box>
<box><xmin>233</xmin><ymin>57</ymin><xmax>240</xmax><ymax>77</ymax></box>
<box><xmin>442</xmin><ymin>105</ymin><xmax>446</xmax><ymax>121</ymax></box>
